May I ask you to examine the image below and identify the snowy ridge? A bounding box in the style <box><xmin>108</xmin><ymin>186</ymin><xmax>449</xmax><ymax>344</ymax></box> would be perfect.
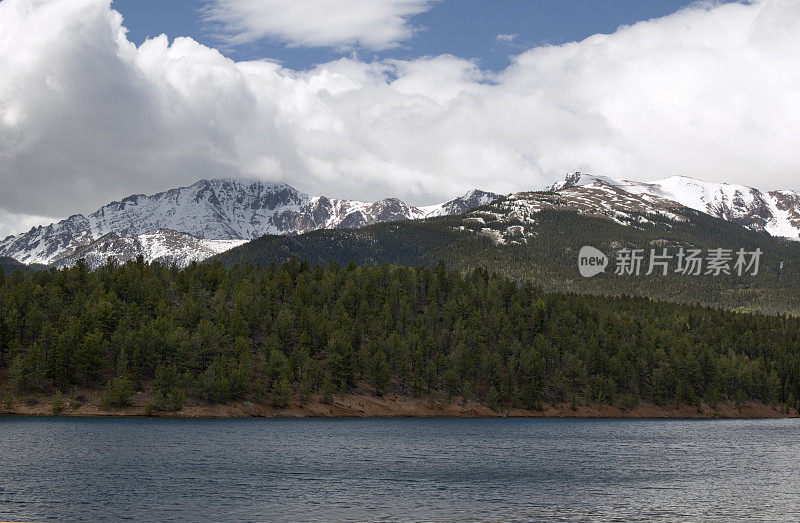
<box><xmin>453</xmin><ymin>172</ymin><xmax>800</xmax><ymax>247</ymax></box>
<box><xmin>0</xmin><ymin>179</ymin><xmax>500</xmax><ymax>267</ymax></box>
<box><xmin>420</xmin><ymin>189</ymin><xmax>498</xmax><ymax>217</ymax></box>
<box><xmin>455</xmin><ymin>182</ymin><xmax>688</xmax><ymax>246</ymax></box>
<box><xmin>5</xmin><ymin>171</ymin><xmax>794</xmax><ymax>269</ymax></box>
<box><xmin>550</xmin><ymin>172</ymin><xmax>800</xmax><ymax>240</ymax></box>
<box><xmin>52</xmin><ymin>230</ymin><xmax>247</xmax><ymax>269</ymax></box>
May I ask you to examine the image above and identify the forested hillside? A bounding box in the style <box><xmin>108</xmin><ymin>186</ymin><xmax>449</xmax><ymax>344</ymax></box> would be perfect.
<box><xmin>2</xmin><ymin>259</ymin><xmax>799</xmax><ymax>414</ymax></box>
<box><xmin>212</xmin><ymin>206</ymin><xmax>800</xmax><ymax>315</ymax></box>
<box><xmin>0</xmin><ymin>257</ymin><xmax>45</xmax><ymax>275</ymax></box>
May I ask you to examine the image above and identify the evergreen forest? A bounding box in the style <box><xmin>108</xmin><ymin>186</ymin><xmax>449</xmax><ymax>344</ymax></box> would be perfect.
<box><xmin>2</xmin><ymin>257</ymin><xmax>799</xmax><ymax>413</ymax></box>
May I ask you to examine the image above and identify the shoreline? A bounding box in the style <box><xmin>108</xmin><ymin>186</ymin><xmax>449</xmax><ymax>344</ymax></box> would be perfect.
<box><xmin>1</xmin><ymin>392</ymin><xmax>795</xmax><ymax>420</ymax></box>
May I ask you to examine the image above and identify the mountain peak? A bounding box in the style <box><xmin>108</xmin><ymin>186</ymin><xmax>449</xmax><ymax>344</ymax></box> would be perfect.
<box><xmin>193</xmin><ymin>178</ymin><xmax>303</xmax><ymax>197</ymax></box>
<box><xmin>0</xmin><ymin>179</ymin><xmax>501</xmax><ymax>267</ymax></box>
<box><xmin>547</xmin><ymin>172</ymin><xmax>616</xmax><ymax>192</ymax></box>
<box><xmin>420</xmin><ymin>188</ymin><xmax>501</xmax><ymax>217</ymax></box>
<box><xmin>547</xmin><ymin>172</ymin><xmax>800</xmax><ymax>241</ymax></box>
<box><xmin>461</xmin><ymin>188</ymin><xmax>481</xmax><ymax>198</ymax></box>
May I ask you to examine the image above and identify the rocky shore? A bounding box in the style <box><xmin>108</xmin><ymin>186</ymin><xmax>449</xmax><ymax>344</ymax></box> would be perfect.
<box><xmin>1</xmin><ymin>391</ymin><xmax>794</xmax><ymax>419</ymax></box>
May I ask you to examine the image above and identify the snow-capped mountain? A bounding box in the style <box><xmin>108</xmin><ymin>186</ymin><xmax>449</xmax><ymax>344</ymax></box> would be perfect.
<box><xmin>457</xmin><ymin>182</ymin><xmax>689</xmax><ymax>246</ymax></box>
<box><xmin>0</xmin><ymin>179</ymin><xmax>499</xmax><ymax>267</ymax></box>
<box><xmin>419</xmin><ymin>189</ymin><xmax>499</xmax><ymax>216</ymax></box>
<box><xmin>5</xmin><ymin>172</ymin><xmax>794</xmax><ymax>269</ymax></box>
<box><xmin>450</xmin><ymin>172</ymin><xmax>800</xmax><ymax>247</ymax></box>
<box><xmin>549</xmin><ymin>172</ymin><xmax>800</xmax><ymax>240</ymax></box>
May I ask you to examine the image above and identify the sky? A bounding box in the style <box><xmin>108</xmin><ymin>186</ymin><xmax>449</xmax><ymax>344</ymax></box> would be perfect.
<box><xmin>1</xmin><ymin>0</ymin><xmax>799</xmax><ymax>238</ymax></box>
<box><xmin>113</xmin><ymin>0</ymin><xmax>705</xmax><ymax>71</ymax></box>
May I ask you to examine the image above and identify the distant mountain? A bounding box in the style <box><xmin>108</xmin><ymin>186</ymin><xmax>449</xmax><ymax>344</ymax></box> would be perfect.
<box><xmin>51</xmin><ymin>230</ymin><xmax>248</xmax><ymax>269</ymax></box>
<box><xmin>0</xmin><ymin>179</ymin><xmax>499</xmax><ymax>268</ymax></box>
<box><xmin>3</xmin><ymin>172</ymin><xmax>797</xmax><ymax>272</ymax></box>
<box><xmin>211</xmin><ymin>189</ymin><xmax>800</xmax><ymax>315</ymax></box>
<box><xmin>548</xmin><ymin>172</ymin><xmax>800</xmax><ymax>240</ymax></box>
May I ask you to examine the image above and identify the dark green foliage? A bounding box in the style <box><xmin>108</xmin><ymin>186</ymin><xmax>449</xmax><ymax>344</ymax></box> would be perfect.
<box><xmin>0</xmin><ymin>257</ymin><xmax>799</xmax><ymax>411</ymax></box>
<box><xmin>151</xmin><ymin>364</ymin><xmax>186</xmax><ymax>411</ymax></box>
<box><xmin>51</xmin><ymin>391</ymin><xmax>65</xmax><ymax>414</ymax></box>
<box><xmin>0</xmin><ymin>257</ymin><xmax>47</xmax><ymax>276</ymax></box>
<box><xmin>271</xmin><ymin>376</ymin><xmax>292</xmax><ymax>408</ymax></box>
<box><xmin>101</xmin><ymin>376</ymin><xmax>133</xmax><ymax>408</ymax></box>
<box><xmin>150</xmin><ymin>389</ymin><xmax>186</xmax><ymax>412</ymax></box>
<box><xmin>211</xmin><ymin>208</ymin><xmax>800</xmax><ymax>315</ymax></box>
<box><xmin>198</xmin><ymin>356</ymin><xmax>251</xmax><ymax>401</ymax></box>
<box><xmin>369</xmin><ymin>349</ymin><xmax>391</xmax><ymax>395</ymax></box>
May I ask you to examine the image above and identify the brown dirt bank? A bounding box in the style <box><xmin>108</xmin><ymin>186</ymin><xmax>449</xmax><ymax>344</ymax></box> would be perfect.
<box><xmin>1</xmin><ymin>391</ymin><xmax>796</xmax><ymax>419</ymax></box>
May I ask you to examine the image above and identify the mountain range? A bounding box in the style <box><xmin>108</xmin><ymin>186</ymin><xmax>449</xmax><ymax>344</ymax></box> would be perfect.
<box><xmin>0</xmin><ymin>179</ymin><xmax>498</xmax><ymax>268</ymax></box>
<box><xmin>1</xmin><ymin>173</ymin><xmax>798</xmax><ymax>270</ymax></box>
<box><xmin>210</xmin><ymin>175</ymin><xmax>800</xmax><ymax>315</ymax></box>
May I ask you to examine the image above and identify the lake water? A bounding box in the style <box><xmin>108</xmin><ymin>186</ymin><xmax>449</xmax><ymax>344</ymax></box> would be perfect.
<box><xmin>1</xmin><ymin>417</ymin><xmax>798</xmax><ymax>521</ymax></box>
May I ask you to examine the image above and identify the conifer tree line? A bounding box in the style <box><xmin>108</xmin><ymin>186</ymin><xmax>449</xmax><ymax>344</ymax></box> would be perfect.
<box><xmin>211</xmin><ymin>209</ymin><xmax>800</xmax><ymax>315</ymax></box>
<box><xmin>1</xmin><ymin>256</ymin><xmax>799</xmax><ymax>411</ymax></box>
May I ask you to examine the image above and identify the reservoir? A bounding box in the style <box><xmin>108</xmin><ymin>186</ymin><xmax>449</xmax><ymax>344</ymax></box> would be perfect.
<box><xmin>1</xmin><ymin>417</ymin><xmax>798</xmax><ymax>521</ymax></box>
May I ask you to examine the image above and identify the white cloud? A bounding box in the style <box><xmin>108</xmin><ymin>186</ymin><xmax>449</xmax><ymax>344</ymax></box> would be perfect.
<box><xmin>203</xmin><ymin>0</ymin><xmax>437</xmax><ymax>50</ymax></box>
<box><xmin>0</xmin><ymin>210</ymin><xmax>56</xmax><ymax>241</ymax></box>
<box><xmin>496</xmin><ymin>33</ymin><xmax>517</xmax><ymax>42</ymax></box>
<box><xmin>1</xmin><ymin>0</ymin><xmax>800</xmax><ymax>238</ymax></box>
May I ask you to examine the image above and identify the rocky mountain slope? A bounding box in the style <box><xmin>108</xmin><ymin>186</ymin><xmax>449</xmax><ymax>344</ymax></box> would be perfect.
<box><xmin>0</xmin><ymin>179</ymin><xmax>499</xmax><ymax>267</ymax></box>
<box><xmin>2</xmin><ymin>172</ymin><xmax>797</xmax><ymax>270</ymax></box>
<box><xmin>212</xmin><ymin>186</ymin><xmax>800</xmax><ymax>315</ymax></box>
<box><xmin>548</xmin><ymin>172</ymin><xmax>800</xmax><ymax>240</ymax></box>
